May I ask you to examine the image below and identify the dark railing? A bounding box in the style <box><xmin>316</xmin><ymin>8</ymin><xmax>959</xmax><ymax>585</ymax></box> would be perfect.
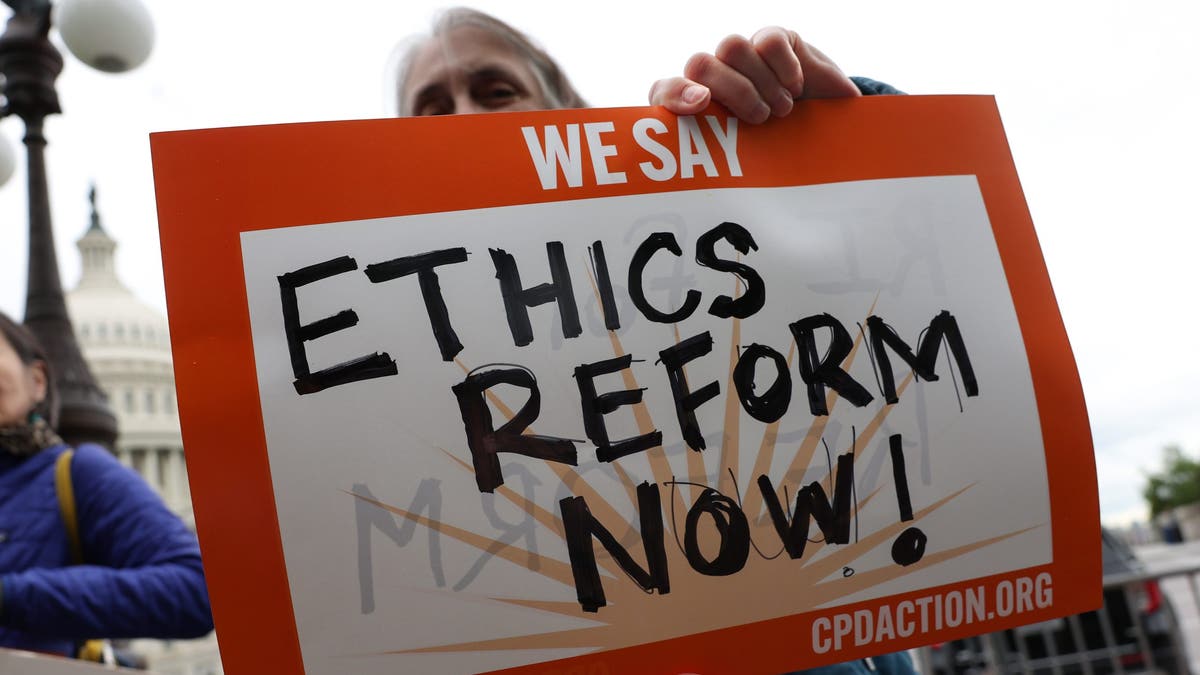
<box><xmin>916</xmin><ymin>562</ymin><xmax>1200</xmax><ymax>674</ymax></box>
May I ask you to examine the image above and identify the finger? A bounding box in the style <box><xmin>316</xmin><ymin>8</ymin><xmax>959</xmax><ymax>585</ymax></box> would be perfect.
<box><xmin>647</xmin><ymin>76</ymin><xmax>711</xmax><ymax>115</ymax></box>
<box><xmin>682</xmin><ymin>52</ymin><xmax>772</xmax><ymax>124</ymax></box>
<box><xmin>796</xmin><ymin>41</ymin><xmax>861</xmax><ymax>98</ymax></box>
<box><xmin>752</xmin><ymin>27</ymin><xmax>861</xmax><ymax>99</ymax></box>
<box><xmin>713</xmin><ymin>34</ymin><xmax>794</xmax><ymax>118</ymax></box>
<box><xmin>749</xmin><ymin>27</ymin><xmax>806</xmax><ymax>98</ymax></box>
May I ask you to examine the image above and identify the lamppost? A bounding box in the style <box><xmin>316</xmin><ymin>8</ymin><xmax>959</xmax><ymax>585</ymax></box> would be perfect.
<box><xmin>0</xmin><ymin>0</ymin><xmax>153</xmax><ymax>447</ymax></box>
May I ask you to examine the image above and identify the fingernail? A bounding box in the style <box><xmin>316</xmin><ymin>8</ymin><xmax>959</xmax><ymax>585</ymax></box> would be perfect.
<box><xmin>682</xmin><ymin>84</ymin><xmax>707</xmax><ymax>104</ymax></box>
<box><xmin>752</xmin><ymin>101</ymin><xmax>771</xmax><ymax>122</ymax></box>
<box><xmin>775</xmin><ymin>88</ymin><xmax>795</xmax><ymax>115</ymax></box>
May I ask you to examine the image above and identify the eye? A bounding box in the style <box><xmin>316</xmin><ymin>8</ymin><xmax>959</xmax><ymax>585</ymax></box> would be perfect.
<box><xmin>412</xmin><ymin>88</ymin><xmax>453</xmax><ymax>116</ymax></box>
<box><xmin>475</xmin><ymin>79</ymin><xmax>522</xmax><ymax>108</ymax></box>
<box><xmin>415</xmin><ymin>96</ymin><xmax>453</xmax><ymax>116</ymax></box>
<box><xmin>417</xmin><ymin>103</ymin><xmax>452</xmax><ymax>116</ymax></box>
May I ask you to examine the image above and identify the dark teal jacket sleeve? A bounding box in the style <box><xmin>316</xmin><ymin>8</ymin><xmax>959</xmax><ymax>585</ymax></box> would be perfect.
<box><xmin>851</xmin><ymin>76</ymin><xmax>905</xmax><ymax>96</ymax></box>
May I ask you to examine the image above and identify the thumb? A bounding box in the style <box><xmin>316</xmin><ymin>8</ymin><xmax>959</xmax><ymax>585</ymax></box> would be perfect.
<box><xmin>648</xmin><ymin>77</ymin><xmax>711</xmax><ymax>114</ymax></box>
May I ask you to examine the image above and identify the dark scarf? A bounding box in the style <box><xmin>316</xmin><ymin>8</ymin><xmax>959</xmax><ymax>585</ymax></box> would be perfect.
<box><xmin>0</xmin><ymin>414</ymin><xmax>64</xmax><ymax>457</ymax></box>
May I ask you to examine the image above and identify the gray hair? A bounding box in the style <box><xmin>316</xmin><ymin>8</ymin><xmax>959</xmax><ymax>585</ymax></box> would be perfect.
<box><xmin>394</xmin><ymin>7</ymin><xmax>587</xmax><ymax>116</ymax></box>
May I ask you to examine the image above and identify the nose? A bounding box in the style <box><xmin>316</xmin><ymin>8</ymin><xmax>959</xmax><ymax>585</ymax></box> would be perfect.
<box><xmin>453</xmin><ymin>93</ymin><xmax>488</xmax><ymax>116</ymax></box>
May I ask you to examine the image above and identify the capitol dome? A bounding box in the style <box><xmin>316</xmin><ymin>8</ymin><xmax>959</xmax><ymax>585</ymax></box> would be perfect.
<box><xmin>65</xmin><ymin>188</ymin><xmax>192</xmax><ymax>525</ymax></box>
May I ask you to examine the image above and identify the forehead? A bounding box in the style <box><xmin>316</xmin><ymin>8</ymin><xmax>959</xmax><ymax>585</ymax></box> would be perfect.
<box><xmin>404</xmin><ymin>24</ymin><xmax>535</xmax><ymax>95</ymax></box>
<box><xmin>0</xmin><ymin>330</ymin><xmax>17</xmax><ymax>357</ymax></box>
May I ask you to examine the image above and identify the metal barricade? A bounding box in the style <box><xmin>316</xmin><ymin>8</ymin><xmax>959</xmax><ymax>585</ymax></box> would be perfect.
<box><xmin>916</xmin><ymin>561</ymin><xmax>1200</xmax><ymax>675</ymax></box>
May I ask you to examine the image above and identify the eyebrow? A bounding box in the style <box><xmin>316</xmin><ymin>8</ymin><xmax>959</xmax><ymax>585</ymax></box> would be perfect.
<box><xmin>465</xmin><ymin>66</ymin><xmax>526</xmax><ymax>87</ymax></box>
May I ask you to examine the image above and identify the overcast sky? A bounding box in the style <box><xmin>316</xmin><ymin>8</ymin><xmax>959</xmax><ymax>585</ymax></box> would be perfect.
<box><xmin>0</xmin><ymin>0</ymin><xmax>1196</xmax><ymax>526</ymax></box>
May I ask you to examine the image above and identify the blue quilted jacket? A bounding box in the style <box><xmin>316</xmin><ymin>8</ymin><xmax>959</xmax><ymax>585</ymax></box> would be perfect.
<box><xmin>0</xmin><ymin>443</ymin><xmax>213</xmax><ymax>656</ymax></box>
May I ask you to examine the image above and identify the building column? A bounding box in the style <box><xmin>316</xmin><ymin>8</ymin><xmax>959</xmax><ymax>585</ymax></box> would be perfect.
<box><xmin>144</xmin><ymin>446</ymin><xmax>161</xmax><ymax>495</ymax></box>
<box><xmin>165</xmin><ymin>447</ymin><xmax>183</xmax><ymax>512</ymax></box>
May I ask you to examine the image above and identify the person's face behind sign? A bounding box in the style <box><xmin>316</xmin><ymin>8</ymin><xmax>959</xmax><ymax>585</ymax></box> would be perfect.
<box><xmin>0</xmin><ymin>330</ymin><xmax>46</xmax><ymax>429</ymax></box>
<box><xmin>403</xmin><ymin>25</ymin><xmax>550</xmax><ymax>116</ymax></box>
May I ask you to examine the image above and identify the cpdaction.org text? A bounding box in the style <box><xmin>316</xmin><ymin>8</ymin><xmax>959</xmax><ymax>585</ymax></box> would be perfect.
<box><xmin>812</xmin><ymin>572</ymin><xmax>1053</xmax><ymax>653</ymax></box>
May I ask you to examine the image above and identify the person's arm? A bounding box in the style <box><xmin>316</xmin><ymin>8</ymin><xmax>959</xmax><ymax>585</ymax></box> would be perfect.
<box><xmin>649</xmin><ymin>26</ymin><xmax>897</xmax><ymax>122</ymax></box>
<box><xmin>849</xmin><ymin>76</ymin><xmax>904</xmax><ymax>96</ymax></box>
<box><xmin>0</xmin><ymin>445</ymin><xmax>213</xmax><ymax>640</ymax></box>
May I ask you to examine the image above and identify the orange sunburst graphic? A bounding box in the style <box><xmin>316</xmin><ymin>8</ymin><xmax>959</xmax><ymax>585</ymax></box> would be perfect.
<box><xmin>346</xmin><ymin>271</ymin><xmax>1037</xmax><ymax>664</ymax></box>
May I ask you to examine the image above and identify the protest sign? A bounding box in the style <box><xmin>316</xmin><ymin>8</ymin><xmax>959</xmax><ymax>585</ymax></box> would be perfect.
<box><xmin>0</xmin><ymin>649</ymin><xmax>145</xmax><ymax>674</ymax></box>
<box><xmin>150</xmin><ymin>96</ymin><xmax>1098</xmax><ymax>675</ymax></box>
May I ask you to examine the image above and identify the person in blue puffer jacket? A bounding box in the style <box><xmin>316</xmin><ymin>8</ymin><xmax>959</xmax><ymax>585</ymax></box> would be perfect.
<box><xmin>0</xmin><ymin>311</ymin><xmax>213</xmax><ymax>657</ymax></box>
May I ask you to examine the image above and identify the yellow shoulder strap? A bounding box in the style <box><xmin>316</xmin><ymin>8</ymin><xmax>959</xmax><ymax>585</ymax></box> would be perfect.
<box><xmin>54</xmin><ymin>449</ymin><xmax>84</xmax><ymax>565</ymax></box>
<box><xmin>54</xmin><ymin>449</ymin><xmax>112</xmax><ymax>664</ymax></box>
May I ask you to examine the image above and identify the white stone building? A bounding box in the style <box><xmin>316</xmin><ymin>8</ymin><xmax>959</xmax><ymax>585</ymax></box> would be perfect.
<box><xmin>65</xmin><ymin>193</ymin><xmax>223</xmax><ymax>675</ymax></box>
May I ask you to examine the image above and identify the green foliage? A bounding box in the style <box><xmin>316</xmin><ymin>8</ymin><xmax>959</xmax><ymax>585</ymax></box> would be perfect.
<box><xmin>1144</xmin><ymin>445</ymin><xmax>1200</xmax><ymax>519</ymax></box>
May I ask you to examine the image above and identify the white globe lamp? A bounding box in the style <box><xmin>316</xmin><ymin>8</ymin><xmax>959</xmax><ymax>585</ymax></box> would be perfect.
<box><xmin>55</xmin><ymin>0</ymin><xmax>154</xmax><ymax>73</ymax></box>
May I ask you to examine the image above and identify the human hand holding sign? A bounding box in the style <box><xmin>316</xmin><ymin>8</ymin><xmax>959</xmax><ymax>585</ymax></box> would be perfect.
<box><xmin>648</xmin><ymin>26</ymin><xmax>861</xmax><ymax>123</ymax></box>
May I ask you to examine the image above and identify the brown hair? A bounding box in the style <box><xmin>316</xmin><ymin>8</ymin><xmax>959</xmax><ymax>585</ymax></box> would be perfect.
<box><xmin>0</xmin><ymin>311</ymin><xmax>57</xmax><ymax>427</ymax></box>
<box><xmin>395</xmin><ymin>7</ymin><xmax>587</xmax><ymax>116</ymax></box>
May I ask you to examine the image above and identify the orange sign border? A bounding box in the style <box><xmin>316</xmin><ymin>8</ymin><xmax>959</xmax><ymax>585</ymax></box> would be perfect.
<box><xmin>150</xmin><ymin>96</ymin><xmax>1098</xmax><ymax>675</ymax></box>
